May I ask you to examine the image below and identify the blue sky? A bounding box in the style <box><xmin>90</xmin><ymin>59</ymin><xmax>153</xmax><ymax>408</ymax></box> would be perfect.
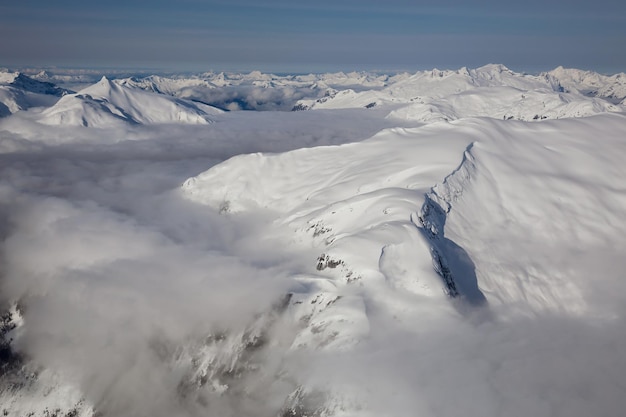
<box><xmin>1</xmin><ymin>0</ymin><xmax>625</xmax><ymax>73</ymax></box>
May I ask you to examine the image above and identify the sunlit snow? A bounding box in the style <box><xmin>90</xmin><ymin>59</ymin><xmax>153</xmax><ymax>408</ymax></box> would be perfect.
<box><xmin>1</xmin><ymin>65</ymin><xmax>626</xmax><ymax>417</ymax></box>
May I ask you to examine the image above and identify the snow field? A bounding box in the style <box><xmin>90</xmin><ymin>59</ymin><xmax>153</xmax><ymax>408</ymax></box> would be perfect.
<box><xmin>1</xmin><ymin>65</ymin><xmax>625</xmax><ymax>417</ymax></box>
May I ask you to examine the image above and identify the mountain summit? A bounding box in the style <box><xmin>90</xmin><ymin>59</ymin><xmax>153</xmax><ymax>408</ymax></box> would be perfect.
<box><xmin>38</xmin><ymin>76</ymin><xmax>222</xmax><ymax>127</ymax></box>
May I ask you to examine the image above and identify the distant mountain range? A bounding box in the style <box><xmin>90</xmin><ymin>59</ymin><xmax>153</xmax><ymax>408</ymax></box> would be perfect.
<box><xmin>1</xmin><ymin>65</ymin><xmax>625</xmax><ymax>417</ymax></box>
<box><xmin>3</xmin><ymin>65</ymin><xmax>624</xmax><ymax>124</ymax></box>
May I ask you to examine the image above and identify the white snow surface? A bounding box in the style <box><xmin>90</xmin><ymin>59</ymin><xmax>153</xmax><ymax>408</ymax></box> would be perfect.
<box><xmin>546</xmin><ymin>66</ymin><xmax>626</xmax><ymax>102</ymax></box>
<box><xmin>1</xmin><ymin>65</ymin><xmax>626</xmax><ymax>417</ymax></box>
<box><xmin>183</xmin><ymin>113</ymin><xmax>626</xmax><ymax>317</ymax></box>
<box><xmin>0</xmin><ymin>71</ymin><xmax>68</xmax><ymax>117</ymax></box>
<box><xmin>38</xmin><ymin>77</ymin><xmax>222</xmax><ymax>127</ymax></box>
<box><xmin>295</xmin><ymin>65</ymin><xmax>623</xmax><ymax>122</ymax></box>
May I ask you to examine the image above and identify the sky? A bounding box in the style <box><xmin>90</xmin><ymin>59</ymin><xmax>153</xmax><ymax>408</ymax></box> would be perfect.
<box><xmin>1</xmin><ymin>0</ymin><xmax>626</xmax><ymax>73</ymax></box>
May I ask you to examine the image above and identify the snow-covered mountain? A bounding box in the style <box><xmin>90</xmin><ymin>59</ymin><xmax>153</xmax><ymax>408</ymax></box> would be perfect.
<box><xmin>183</xmin><ymin>112</ymin><xmax>626</xmax><ymax>313</ymax></box>
<box><xmin>294</xmin><ymin>65</ymin><xmax>623</xmax><ymax>122</ymax></box>
<box><xmin>38</xmin><ymin>76</ymin><xmax>222</xmax><ymax>127</ymax></box>
<box><xmin>14</xmin><ymin>64</ymin><xmax>625</xmax><ymax>116</ymax></box>
<box><xmin>181</xmin><ymin>112</ymin><xmax>626</xmax><ymax>415</ymax></box>
<box><xmin>545</xmin><ymin>66</ymin><xmax>626</xmax><ymax>103</ymax></box>
<box><xmin>0</xmin><ymin>72</ymin><xmax>69</xmax><ymax>97</ymax></box>
<box><xmin>0</xmin><ymin>71</ymin><xmax>71</xmax><ymax>117</ymax></box>
<box><xmin>1</xmin><ymin>65</ymin><xmax>625</xmax><ymax>417</ymax></box>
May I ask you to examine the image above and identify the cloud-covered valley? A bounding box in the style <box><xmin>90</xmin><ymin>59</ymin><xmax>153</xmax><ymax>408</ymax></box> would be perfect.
<box><xmin>1</xmin><ymin>66</ymin><xmax>626</xmax><ymax>417</ymax></box>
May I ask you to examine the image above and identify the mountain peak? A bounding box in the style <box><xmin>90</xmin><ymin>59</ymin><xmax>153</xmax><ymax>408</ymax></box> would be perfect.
<box><xmin>0</xmin><ymin>71</ymin><xmax>19</xmax><ymax>84</ymax></box>
<box><xmin>3</xmin><ymin>72</ymin><xmax>70</xmax><ymax>96</ymax></box>
<box><xmin>476</xmin><ymin>63</ymin><xmax>512</xmax><ymax>74</ymax></box>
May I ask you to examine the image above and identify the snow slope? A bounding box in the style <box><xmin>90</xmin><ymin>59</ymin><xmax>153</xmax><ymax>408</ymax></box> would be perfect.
<box><xmin>2</xmin><ymin>65</ymin><xmax>626</xmax><ymax>417</ymax></box>
<box><xmin>182</xmin><ymin>112</ymin><xmax>626</xmax><ymax>414</ymax></box>
<box><xmin>38</xmin><ymin>77</ymin><xmax>222</xmax><ymax>127</ymax></box>
<box><xmin>295</xmin><ymin>65</ymin><xmax>623</xmax><ymax>122</ymax></box>
<box><xmin>546</xmin><ymin>66</ymin><xmax>626</xmax><ymax>102</ymax></box>
<box><xmin>184</xmin><ymin>113</ymin><xmax>626</xmax><ymax>313</ymax></box>
<box><xmin>421</xmin><ymin>115</ymin><xmax>626</xmax><ymax>314</ymax></box>
<box><xmin>21</xmin><ymin>65</ymin><xmax>626</xmax><ymax>117</ymax></box>
<box><xmin>118</xmin><ymin>75</ymin><xmax>214</xmax><ymax>95</ymax></box>
<box><xmin>0</xmin><ymin>72</ymin><xmax>70</xmax><ymax>117</ymax></box>
<box><xmin>387</xmin><ymin>86</ymin><xmax>621</xmax><ymax>122</ymax></box>
<box><xmin>101</xmin><ymin>71</ymin><xmax>394</xmax><ymax>111</ymax></box>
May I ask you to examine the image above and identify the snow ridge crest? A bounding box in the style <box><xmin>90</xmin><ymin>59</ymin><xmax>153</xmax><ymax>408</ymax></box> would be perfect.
<box><xmin>416</xmin><ymin>142</ymin><xmax>486</xmax><ymax>304</ymax></box>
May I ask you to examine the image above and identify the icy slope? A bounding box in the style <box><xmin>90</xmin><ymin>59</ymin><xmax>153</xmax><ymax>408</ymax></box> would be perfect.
<box><xmin>38</xmin><ymin>77</ymin><xmax>223</xmax><ymax>127</ymax></box>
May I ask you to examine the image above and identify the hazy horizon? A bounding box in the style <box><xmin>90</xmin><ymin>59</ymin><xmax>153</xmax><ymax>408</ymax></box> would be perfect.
<box><xmin>2</xmin><ymin>17</ymin><xmax>626</xmax><ymax>416</ymax></box>
<box><xmin>2</xmin><ymin>0</ymin><xmax>625</xmax><ymax>75</ymax></box>
<box><xmin>3</xmin><ymin>62</ymin><xmax>625</xmax><ymax>78</ymax></box>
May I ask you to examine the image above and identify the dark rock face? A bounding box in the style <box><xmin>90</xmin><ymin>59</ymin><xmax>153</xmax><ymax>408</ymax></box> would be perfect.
<box><xmin>10</xmin><ymin>73</ymin><xmax>73</xmax><ymax>97</ymax></box>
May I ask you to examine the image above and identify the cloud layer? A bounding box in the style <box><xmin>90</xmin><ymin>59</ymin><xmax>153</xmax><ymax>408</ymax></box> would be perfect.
<box><xmin>1</xmin><ymin>97</ymin><xmax>626</xmax><ymax>417</ymax></box>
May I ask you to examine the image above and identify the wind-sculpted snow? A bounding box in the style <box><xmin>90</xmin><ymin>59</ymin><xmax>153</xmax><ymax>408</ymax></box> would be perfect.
<box><xmin>1</xmin><ymin>66</ymin><xmax>626</xmax><ymax>417</ymax></box>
